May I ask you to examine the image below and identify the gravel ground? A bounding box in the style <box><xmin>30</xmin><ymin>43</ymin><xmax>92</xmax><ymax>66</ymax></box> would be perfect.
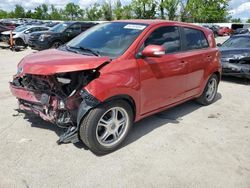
<box><xmin>0</xmin><ymin>37</ymin><xmax>250</xmax><ymax>188</ymax></box>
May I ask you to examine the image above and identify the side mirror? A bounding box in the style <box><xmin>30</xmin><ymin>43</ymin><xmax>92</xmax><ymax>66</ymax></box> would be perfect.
<box><xmin>141</xmin><ymin>45</ymin><xmax>166</xmax><ymax>58</ymax></box>
<box><xmin>24</xmin><ymin>30</ymin><xmax>30</xmax><ymax>34</ymax></box>
<box><xmin>217</xmin><ymin>43</ymin><xmax>222</xmax><ymax>47</ymax></box>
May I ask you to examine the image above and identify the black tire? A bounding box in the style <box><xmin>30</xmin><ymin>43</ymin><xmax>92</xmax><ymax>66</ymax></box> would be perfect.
<box><xmin>51</xmin><ymin>40</ymin><xmax>62</xmax><ymax>49</ymax></box>
<box><xmin>15</xmin><ymin>38</ymin><xmax>25</xmax><ymax>46</ymax></box>
<box><xmin>79</xmin><ymin>100</ymin><xmax>133</xmax><ymax>155</ymax></box>
<box><xmin>196</xmin><ymin>74</ymin><xmax>218</xmax><ymax>105</ymax></box>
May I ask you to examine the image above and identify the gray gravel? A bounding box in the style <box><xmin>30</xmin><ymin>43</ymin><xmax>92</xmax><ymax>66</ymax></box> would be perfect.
<box><xmin>0</xmin><ymin>36</ymin><xmax>249</xmax><ymax>188</ymax></box>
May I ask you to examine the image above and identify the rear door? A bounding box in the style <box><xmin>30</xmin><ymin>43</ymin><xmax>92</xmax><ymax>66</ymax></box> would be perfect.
<box><xmin>180</xmin><ymin>27</ymin><xmax>214</xmax><ymax>97</ymax></box>
<box><xmin>137</xmin><ymin>25</ymin><xmax>189</xmax><ymax>114</ymax></box>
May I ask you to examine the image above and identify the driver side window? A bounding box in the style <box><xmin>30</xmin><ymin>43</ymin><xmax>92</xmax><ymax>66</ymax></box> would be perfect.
<box><xmin>141</xmin><ymin>26</ymin><xmax>181</xmax><ymax>54</ymax></box>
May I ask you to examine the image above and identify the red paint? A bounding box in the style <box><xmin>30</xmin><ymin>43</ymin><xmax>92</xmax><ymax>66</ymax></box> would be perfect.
<box><xmin>10</xmin><ymin>20</ymin><xmax>221</xmax><ymax>123</ymax></box>
<box><xmin>218</xmin><ymin>27</ymin><xmax>232</xmax><ymax>36</ymax></box>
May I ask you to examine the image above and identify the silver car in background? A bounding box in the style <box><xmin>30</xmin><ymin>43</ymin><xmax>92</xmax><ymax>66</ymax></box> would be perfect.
<box><xmin>1</xmin><ymin>25</ymin><xmax>49</xmax><ymax>46</ymax></box>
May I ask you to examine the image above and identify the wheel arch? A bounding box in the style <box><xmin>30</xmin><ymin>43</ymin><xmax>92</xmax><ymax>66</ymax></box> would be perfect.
<box><xmin>103</xmin><ymin>94</ymin><xmax>137</xmax><ymax>121</ymax></box>
<box><xmin>213</xmin><ymin>71</ymin><xmax>221</xmax><ymax>83</ymax></box>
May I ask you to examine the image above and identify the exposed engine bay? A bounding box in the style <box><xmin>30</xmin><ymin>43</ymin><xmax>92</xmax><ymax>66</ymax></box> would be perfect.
<box><xmin>10</xmin><ymin>70</ymin><xmax>101</xmax><ymax>143</ymax></box>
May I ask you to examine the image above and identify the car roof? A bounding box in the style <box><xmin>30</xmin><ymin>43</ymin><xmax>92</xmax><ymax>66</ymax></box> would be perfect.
<box><xmin>112</xmin><ymin>19</ymin><xmax>206</xmax><ymax>31</ymax></box>
<box><xmin>112</xmin><ymin>19</ymin><xmax>181</xmax><ymax>25</ymax></box>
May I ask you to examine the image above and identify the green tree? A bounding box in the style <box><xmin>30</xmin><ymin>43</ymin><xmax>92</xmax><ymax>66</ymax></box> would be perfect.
<box><xmin>113</xmin><ymin>0</ymin><xmax>122</xmax><ymax>20</ymax></box>
<box><xmin>14</xmin><ymin>5</ymin><xmax>25</xmax><ymax>18</ymax></box>
<box><xmin>33</xmin><ymin>6</ymin><xmax>41</xmax><ymax>19</ymax></box>
<box><xmin>25</xmin><ymin>10</ymin><xmax>33</xmax><ymax>18</ymax></box>
<box><xmin>0</xmin><ymin>9</ymin><xmax>8</xmax><ymax>18</ymax></box>
<box><xmin>102</xmin><ymin>1</ymin><xmax>113</xmax><ymax>20</ymax></box>
<box><xmin>49</xmin><ymin>5</ymin><xmax>62</xmax><ymax>20</ymax></box>
<box><xmin>64</xmin><ymin>3</ymin><xmax>82</xmax><ymax>20</ymax></box>
<box><xmin>131</xmin><ymin>0</ymin><xmax>157</xmax><ymax>19</ymax></box>
<box><xmin>41</xmin><ymin>4</ymin><xmax>49</xmax><ymax>19</ymax></box>
<box><xmin>184</xmin><ymin>0</ymin><xmax>229</xmax><ymax>23</ymax></box>
<box><xmin>122</xmin><ymin>5</ymin><xmax>133</xmax><ymax>19</ymax></box>
<box><xmin>86</xmin><ymin>3</ymin><xmax>102</xmax><ymax>21</ymax></box>
<box><xmin>231</xmin><ymin>18</ymin><xmax>242</xmax><ymax>23</ymax></box>
<box><xmin>247</xmin><ymin>18</ymin><xmax>250</xmax><ymax>23</ymax></box>
<box><xmin>160</xmin><ymin>0</ymin><xmax>180</xmax><ymax>20</ymax></box>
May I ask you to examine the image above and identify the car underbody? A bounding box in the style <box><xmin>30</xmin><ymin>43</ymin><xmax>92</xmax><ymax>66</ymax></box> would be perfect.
<box><xmin>10</xmin><ymin>70</ymin><xmax>101</xmax><ymax>144</ymax></box>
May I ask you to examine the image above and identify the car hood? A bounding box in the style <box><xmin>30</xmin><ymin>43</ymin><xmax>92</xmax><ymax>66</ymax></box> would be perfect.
<box><xmin>1</xmin><ymin>30</ymin><xmax>17</xmax><ymax>35</ymax></box>
<box><xmin>18</xmin><ymin>49</ymin><xmax>111</xmax><ymax>75</ymax></box>
<box><xmin>219</xmin><ymin>48</ymin><xmax>250</xmax><ymax>59</ymax></box>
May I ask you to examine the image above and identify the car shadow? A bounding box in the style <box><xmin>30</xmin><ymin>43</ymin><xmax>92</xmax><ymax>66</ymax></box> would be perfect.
<box><xmin>222</xmin><ymin>76</ymin><xmax>250</xmax><ymax>85</ymax></box>
<box><xmin>13</xmin><ymin>93</ymin><xmax>222</xmax><ymax>153</ymax></box>
<box><xmin>122</xmin><ymin>93</ymin><xmax>221</xmax><ymax>149</ymax></box>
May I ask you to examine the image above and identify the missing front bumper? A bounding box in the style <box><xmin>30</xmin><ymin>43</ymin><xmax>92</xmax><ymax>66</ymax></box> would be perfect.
<box><xmin>10</xmin><ymin>83</ymin><xmax>100</xmax><ymax>144</ymax></box>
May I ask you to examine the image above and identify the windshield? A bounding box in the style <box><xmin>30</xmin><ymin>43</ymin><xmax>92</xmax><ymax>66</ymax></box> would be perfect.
<box><xmin>66</xmin><ymin>22</ymin><xmax>147</xmax><ymax>58</ymax></box>
<box><xmin>222</xmin><ymin>36</ymin><xmax>250</xmax><ymax>48</ymax></box>
<box><xmin>51</xmin><ymin>23</ymin><xmax>70</xmax><ymax>33</ymax></box>
<box><xmin>14</xmin><ymin>26</ymin><xmax>27</xmax><ymax>32</ymax></box>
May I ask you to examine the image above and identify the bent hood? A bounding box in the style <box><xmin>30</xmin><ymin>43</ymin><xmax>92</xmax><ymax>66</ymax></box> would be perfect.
<box><xmin>18</xmin><ymin>49</ymin><xmax>110</xmax><ymax>75</ymax></box>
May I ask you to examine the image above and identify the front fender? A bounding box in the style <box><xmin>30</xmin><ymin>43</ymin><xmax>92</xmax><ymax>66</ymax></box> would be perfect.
<box><xmin>84</xmin><ymin>70</ymin><xmax>140</xmax><ymax>119</ymax></box>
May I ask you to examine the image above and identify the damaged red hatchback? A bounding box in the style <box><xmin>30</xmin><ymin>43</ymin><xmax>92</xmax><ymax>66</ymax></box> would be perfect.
<box><xmin>10</xmin><ymin>20</ymin><xmax>221</xmax><ymax>154</ymax></box>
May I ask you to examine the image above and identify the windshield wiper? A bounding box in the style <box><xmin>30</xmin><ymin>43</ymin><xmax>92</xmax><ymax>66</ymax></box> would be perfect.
<box><xmin>64</xmin><ymin>45</ymin><xmax>80</xmax><ymax>54</ymax></box>
<box><xmin>78</xmin><ymin>46</ymin><xmax>100</xmax><ymax>57</ymax></box>
<box><xmin>66</xmin><ymin>45</ymin><xmax>100</xmax><ymax>56</ymax></box>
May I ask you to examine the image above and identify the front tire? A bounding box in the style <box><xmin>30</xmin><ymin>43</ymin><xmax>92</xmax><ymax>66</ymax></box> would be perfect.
<box><xmin>51</xmin><ymin>40</ymin><xmax>62</xmax><ymax>49</ymax></box>
<box><xmin>79</xmin><ymin>100</ymin><xmax>133</xmax><ymax>155</ymax></box>
<box><xmin>196</xmin><ymin>74</ymin><xmax>218</xmax><ymax>105</ymax></box>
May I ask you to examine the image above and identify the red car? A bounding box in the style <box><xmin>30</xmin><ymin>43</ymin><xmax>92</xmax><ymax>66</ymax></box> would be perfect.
<box><xmin>10</xmin><ymin>20</ymin><xmax>221</xmax><ymax>154</ymax></box>
<box><xmin>218</xmin><ymin>27</ymin><xmax>232</xmax><ymax>36</ymax></box>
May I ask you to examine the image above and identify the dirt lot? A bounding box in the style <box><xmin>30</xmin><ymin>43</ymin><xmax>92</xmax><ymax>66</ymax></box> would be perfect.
<box><xmin>0</xmin><ymin>37</ymin><xmax>250</xmax><ymax>188</ymax></box>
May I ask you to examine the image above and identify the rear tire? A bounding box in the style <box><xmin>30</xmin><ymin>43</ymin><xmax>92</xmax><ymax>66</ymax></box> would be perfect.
<box><xmin>196</xmin><ymin>74</ymin><xmax>218</xmax><ymax>105</ymax></box>
<box><xmin>79</xmin><ymin>100</ymin><xmax>133</xmax><ymax>155</ymax></box>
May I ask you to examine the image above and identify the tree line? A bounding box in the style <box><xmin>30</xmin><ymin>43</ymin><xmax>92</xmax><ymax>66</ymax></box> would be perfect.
<box><xmin>0</xmin><ymin>0</ymin><xmax>246</xmax><ymax>23</ymax></box>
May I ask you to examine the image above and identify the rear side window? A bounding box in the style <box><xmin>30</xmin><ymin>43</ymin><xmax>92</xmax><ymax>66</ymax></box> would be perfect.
<box><xmin>183</xmin><ymin>27</ymin><xmax>209</xmax><ymax>50</ymax></box>
<box><xmin>69</xmin><ymin>24</ymin><xmax>81</xmax><ymax>33</ymax></box>
<box><xmin>143</xmin><ymin>26</ymin><xmax>181</xmax><ymax>54</ymax></box>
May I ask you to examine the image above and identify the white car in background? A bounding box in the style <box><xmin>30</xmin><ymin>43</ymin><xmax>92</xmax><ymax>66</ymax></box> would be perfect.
<box><xmin>1</xmin><ymin>25</ymin><xmax>49</xmax><ymax>46</ymax></box>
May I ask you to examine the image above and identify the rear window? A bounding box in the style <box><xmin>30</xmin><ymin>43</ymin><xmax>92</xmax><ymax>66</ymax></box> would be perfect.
<box><xmin>183</xmin><ymin>27</ymin><xmax>209</xmax><ymax>50</ymax></box>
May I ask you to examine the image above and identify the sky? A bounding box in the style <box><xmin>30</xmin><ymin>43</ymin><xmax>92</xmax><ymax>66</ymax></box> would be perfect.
<box><xmin>0</xmin><ymin>0</ymin><xmax>249</xmax><ymax>21</ymax></box>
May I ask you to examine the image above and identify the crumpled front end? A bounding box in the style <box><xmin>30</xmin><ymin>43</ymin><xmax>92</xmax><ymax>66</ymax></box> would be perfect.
<box><xmin>10</xmin><ymin>70</ymin><xmax>100</xmax><ymax>143</ymax></box>
<box><xmin>221</xmin><ymin>56</ymin><xmax>250</xmax><ymax>79</ymax></box>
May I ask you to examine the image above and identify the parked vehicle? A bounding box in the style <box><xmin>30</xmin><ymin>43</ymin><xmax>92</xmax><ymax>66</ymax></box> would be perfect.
<box><xmin>28</xmin><ymin>21</ymin><xmax>97</xmax><ymax>50</ymax></box>
<box><xmin>218</xmin><ymin>34</ymin><xmax>250</xmax><ymax>79</ymax></box>
<box><xmin>232</xmin><ymin>28</ymin><xmax>249</xmax><ymax>35</ymax></box>
<box><xmin>1</xmin><ymin>25</ymin><xmax>27</xmax><ymax>43</ymax></box>
<box><xmin>1</xmin><ymin>25</ymin><xmax>50</xmax><ymax>46</ymax></box>
<box><xmin>202</xmin><ymin>25</ymin><xmax>219</xmax><ymax>37</ymax></box>
<box><xmin>0</xmin><ymin>24</ymin><xmax>14</xmax><ymax>41</ymax></box>
<box><xmin>218</xmin><ymin>27</ymin><xmax>232</xmax><ymax>36</ymax></box>
<box><xmin>10</xmin><ymin>20</ymin><xmax>221</xmax><ymax>154</ymax></box>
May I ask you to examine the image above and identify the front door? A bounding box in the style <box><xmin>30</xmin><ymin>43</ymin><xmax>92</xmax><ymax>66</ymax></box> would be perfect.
<box><xmin>137</xmin><ymin>26</ymin><xmax>188</xmax><ymax>115</ymax></box>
